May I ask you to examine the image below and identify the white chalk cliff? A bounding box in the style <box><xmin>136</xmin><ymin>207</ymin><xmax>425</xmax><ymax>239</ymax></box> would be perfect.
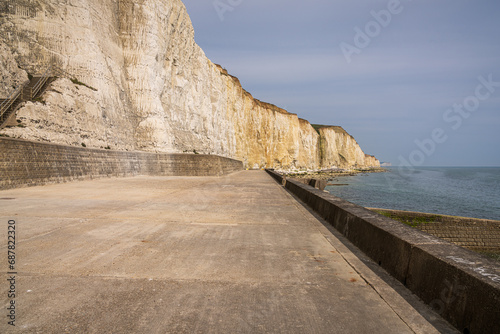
<box><xmin>0</xmin><ymin>0</ymin><xmax>379</xmax><ymax>169</ymax></box>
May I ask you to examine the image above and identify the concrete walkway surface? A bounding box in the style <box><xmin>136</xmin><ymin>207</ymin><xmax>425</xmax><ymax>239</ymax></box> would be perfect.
<box><xmin>0</xmin><ymin>171</ymin><xmax>458</xmax><ymax>333</ymax></box>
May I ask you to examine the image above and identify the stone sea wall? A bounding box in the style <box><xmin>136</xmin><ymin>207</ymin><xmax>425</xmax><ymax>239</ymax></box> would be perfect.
<box><xmin>0</xmin><ymin>137</ymin><xmax>243</xmax><ymax>189</ymax></box>
<box><xmin>0</xmin><ymin>0</ymin><xmax>379</xmax><ymax>170</ymax></box>
<box><xmin>370</xmin><ymin>208</ymin><xmax>500</xmax><ymax>252</ymax></box>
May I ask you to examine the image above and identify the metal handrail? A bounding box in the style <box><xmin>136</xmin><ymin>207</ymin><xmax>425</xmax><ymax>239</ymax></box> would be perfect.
<box><xmin>0</xmin><ymin>81</ymin><xmax>28</xmax><ymax>120</ymax></box>
<box><xmin>1</xmin><ymin>63</ymin><xmax>91</xmax><ymax>124</ymax></box>
<box><xmin>31</xmin><ymin>65</ymin><xmax>53</xmax><ymax>98</ymax></box>
<box><xmin>1</xmin><ymin>65</ymin><xmax>53</xmax><ymax>122</ymax></box>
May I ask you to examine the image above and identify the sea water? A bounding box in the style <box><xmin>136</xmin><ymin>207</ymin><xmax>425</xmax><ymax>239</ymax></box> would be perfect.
<box><xmin>325</xmin><ymin>167</ymin><xmax>500</xmax><ymax>221</ymax></box>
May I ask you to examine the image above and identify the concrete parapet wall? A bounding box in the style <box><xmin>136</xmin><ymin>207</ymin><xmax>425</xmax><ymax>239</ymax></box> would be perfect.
<box><xmin>369</xmin><ymin>208</ymin><xmax>500</xmax><ymax>252</ymax></box>
<box><xmin>0</xmin><ymin>138</ymin><xmax>243</xmax><ymax>189</ymax></box>
<box><xmin>266</xmin><ymin>169</ymin><xmax>500</xmax><ymax>334</ymax></box>
<box><xmin>289</xmin><ymin>177</ymin><xmax>327</xmax><ymax>191</ymax></box>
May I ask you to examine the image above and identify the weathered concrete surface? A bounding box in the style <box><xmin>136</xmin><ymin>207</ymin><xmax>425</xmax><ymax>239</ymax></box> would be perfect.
<box><xmin>267</xmin><ymin>170</ymin><xmax>500</xmax><ymax>334</ymax></box>
<box><xmin>0</xmin><ymin>171</ymin><xmax>456</xmax><ymax>333</ymax></box>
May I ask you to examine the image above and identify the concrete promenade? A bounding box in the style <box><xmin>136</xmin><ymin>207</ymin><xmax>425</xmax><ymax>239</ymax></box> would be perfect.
<box><xmin>0</xmin><ymin>171</ymin><xmax>457</xmax><ymax>333</ymax></box>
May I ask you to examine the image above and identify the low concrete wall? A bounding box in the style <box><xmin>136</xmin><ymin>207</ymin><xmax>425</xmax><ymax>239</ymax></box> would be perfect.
<box><xmin>289</xmin><ymin>177</ymin><xmax>327</xmax><ymax>191</ymax></box>
<box><xmin>266</xmin><ymin>169</ymin><xmax>500</xmax><ymax>334</ymax></box>
<box><xmin>369</xmin><ymin>208</ymin><xmax>500</xmax><ymax>252</ymax></box>
<box><xmin>0</xmin><ymin>138</ymin><xmax>243</xmax><ymax>189</ymax></box>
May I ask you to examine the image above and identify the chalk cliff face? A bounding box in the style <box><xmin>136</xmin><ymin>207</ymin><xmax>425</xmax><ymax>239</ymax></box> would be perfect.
<box><xmin>0</xmin><ymin>0</ymin><xmax>379</xmax><ymax>169</ymax></box>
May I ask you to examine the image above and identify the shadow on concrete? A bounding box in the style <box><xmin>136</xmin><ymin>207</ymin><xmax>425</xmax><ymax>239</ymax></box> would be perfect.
<box><xmin>284</xmin><ymin>188</ymin><xmax>460</xmax><ymax>334</ymax></box>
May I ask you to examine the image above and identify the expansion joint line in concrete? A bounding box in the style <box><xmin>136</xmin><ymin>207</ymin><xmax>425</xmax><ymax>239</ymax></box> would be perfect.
<box><xmin>274</xmin><ymin>180</ymin><xmax>419</xmax><ymax>334</ymax></box>
<box><xmin>324</xmin><ymin>236</ymin><xmax>418</xmax><ymax>334</ymax></box>
<box><xmin>404</xmin><ymin>245</ymin><xmax>415</xmax><ymax>287</ymax></box>
<box><xmin>97</xmin><ymin>178</ymin><xmax>216</xmax><ymax>215</ymax></box>
<box><xmin>0</xmin><ymin>219</ymin><xmax>90</xmax><ymax>250</ymax></box>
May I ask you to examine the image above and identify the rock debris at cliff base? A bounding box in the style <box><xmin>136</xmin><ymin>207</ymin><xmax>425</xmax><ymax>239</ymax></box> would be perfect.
<box><xmin>280</xmin><ymin>167</ymin><xmax>387</xmax><ymax>180</ymax></box>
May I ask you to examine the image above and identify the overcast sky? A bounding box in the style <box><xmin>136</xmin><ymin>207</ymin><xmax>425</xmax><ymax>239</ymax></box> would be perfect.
<box><xmin>182</xmin><ymin>0</ymin><xmax>500</xmax><ymax>166</ymax></box>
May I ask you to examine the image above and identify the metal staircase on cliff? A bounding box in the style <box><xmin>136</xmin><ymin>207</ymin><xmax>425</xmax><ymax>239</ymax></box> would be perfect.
<box><xmin>0</xmin><ymin>65</ymin><xmax>77</xmax><ymax>129</ymax></box>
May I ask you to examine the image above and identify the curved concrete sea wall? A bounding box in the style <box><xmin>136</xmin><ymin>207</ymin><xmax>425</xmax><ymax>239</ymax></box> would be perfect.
<box><xmin>266</xmin><ymin>170</ymin><xmax>500</xmax><ymax>334</ymax></box>
<box><xmin>0</xmin><ymin>138</ymin><xmax>242</xmax><ymax>190</ymax></box>
<box><xmin>369</xmin><ymin>208</ymin><xmax>500</xmax><ymax>253</ymax></box>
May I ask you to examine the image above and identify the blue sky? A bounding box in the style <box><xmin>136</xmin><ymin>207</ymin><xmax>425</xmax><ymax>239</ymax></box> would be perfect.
<box><xmin>182</xmin><ymin>0</ymin><xmax>500</xmax><ymax>166</ymax></box>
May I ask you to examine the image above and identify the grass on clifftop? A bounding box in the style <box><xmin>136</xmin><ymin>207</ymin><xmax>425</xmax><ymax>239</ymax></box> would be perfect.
<box><xmin>311</xmin><ymin>124</ymin><xmax>325</xmax><ymax>134</ymax></box>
